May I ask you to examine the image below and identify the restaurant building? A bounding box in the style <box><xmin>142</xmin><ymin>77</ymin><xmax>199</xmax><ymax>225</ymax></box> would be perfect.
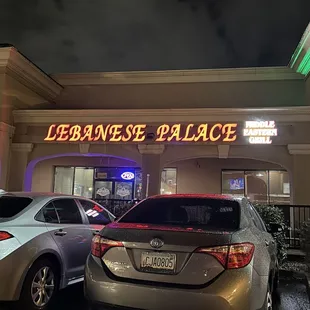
<box><xmin>0</xmin><ymin>24</ymin><xmax>310</xmax><ymax>206</ymax></box>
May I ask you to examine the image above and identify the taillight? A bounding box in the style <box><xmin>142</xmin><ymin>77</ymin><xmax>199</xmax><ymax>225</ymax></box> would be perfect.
<box><xmin>0</xmin><ymin>231</ymin><xmax>13</xmax><ymax>241</ymax></box>
<box><xmin>195</xmin><ymin>242</ymin><xmax>255</xmax><ymax>269</ymax></box>
<box><xmin>91</xmin><ymin>235</ymin><xmax>123</xmax><ymax>258</ymax></box>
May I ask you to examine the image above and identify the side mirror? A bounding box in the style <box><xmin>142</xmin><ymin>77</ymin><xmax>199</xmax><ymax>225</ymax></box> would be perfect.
<box><xmin>268</xmin><ymin>223</ymin><xmax>283</xmax><ymax>234</ymax></box>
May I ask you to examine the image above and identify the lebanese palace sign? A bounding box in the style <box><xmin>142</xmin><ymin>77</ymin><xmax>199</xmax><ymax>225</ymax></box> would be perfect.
<box><xmin>44</xmin><ymin>123</ymin><xmax>238</xmax><ymax>143</ymax></box>
<box><xmin>44</xmin><ymin>121</ymin><xmax>278</xmax><ymax>144</ymax></box>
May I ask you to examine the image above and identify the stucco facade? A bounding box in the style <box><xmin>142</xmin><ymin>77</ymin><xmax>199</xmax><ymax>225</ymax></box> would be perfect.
<box><xmin>0</xmin><ymin>24</ymin><xmax>310</xmax><ymax>205</ymax></box>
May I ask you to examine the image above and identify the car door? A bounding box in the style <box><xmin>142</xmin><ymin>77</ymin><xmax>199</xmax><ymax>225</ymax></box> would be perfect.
<box><xmin>78</xmin><ymin>199</ymin><xmax>114</xmax><ymax>234</ymax></box>
<box><xmin>44</xmin><ymin>198</ymin><xmax>93</xmax><ymax>281</ymax></box>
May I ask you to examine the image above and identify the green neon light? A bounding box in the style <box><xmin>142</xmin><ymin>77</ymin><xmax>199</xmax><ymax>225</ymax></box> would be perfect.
<box><xmin>290</xmin><ymin>31</ymin><xmax>310</xmax><ymax>68</ymax></box>
<box><xmin>297</xmin><ymin>50</ymin><xmax>310</xmax><ymax>76</ymax></box>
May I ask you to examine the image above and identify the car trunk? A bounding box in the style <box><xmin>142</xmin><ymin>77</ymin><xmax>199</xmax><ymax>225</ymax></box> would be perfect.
<box><xmin>101</xmin><ymin>223</ymin><xmax>234</xmax><ymax>286</ymax></box>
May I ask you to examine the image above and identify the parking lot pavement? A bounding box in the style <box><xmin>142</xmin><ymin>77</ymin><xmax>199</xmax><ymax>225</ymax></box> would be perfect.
<box><xmin>1</xmin><ymin>278</ymin><xmax>309</xmax><ymax>310</ymax></box>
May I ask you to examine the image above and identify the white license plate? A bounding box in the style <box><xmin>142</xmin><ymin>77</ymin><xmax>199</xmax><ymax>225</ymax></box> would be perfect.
<box><xmin>141</xmin><ymin>252</ymin><xmax>177</xmax><ymax>272</ymax></box>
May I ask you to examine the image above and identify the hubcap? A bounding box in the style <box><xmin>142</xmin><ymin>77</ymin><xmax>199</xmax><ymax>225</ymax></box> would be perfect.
<box><xmin>31</xmin><ymin>267</ymin><xmax>55</xmax><ymax>307</ymax></box>
<box><xmin>267</xmin><ymin>291</ymin><xmax>273</xmax><ymax>310</ymax></box>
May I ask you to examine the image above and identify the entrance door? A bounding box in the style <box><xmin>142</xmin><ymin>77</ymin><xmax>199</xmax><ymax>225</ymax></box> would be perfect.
<box><xmin>94</xmin><ymin>180</ymin><xmax>134</xmax><ymax>200</ymax></box>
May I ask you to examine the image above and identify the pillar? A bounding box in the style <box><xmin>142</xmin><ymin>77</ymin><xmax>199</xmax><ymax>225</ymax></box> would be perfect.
<box><xmin>8</xmin><ymin>143</ymin><xmax>33</xmax><ymax>191</ymax></box>
<box><xmin>138</xmin><ymin>145</ymin><xmax>165</xmax><ymax>198</ymax></box>
<box><xmin>0</xmin><ymin>122</ymin><xmax>15</xmax><ymax>190</ymax></box>
<box><xmin>288</xmin><ymin>144</ymin><xmax>310</xmax><ymax>205</ymax></box>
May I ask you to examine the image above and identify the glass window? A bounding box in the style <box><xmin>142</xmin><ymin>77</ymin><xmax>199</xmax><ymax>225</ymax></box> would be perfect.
<box><xmin>73</xmin><ymin>168</ymin><xmax>94</xmax><ymax>198</ymax></box>
<box><xmin>53</xmin><ymin>199</ymin><xmax>83</xmax><ymax>224</ymax></box>
<box><xmin>42</xmin><ymin>203</ymin><xmax>59</xmax><ymax>224</ymax></box>
<box><xmin>120</xmin><ymin>197</ymin><xmax>240</xmax><ymax>231</ymax></box>
<box><xmin>222</xmin><ymin>171</ymin><xmax>245</xmax><ymax>196</ymax></box>
<box><xmin>0</xmin><ymin>196</ymin><xmax>33</xmax><ymax>218</ymax></box>
<box><xmin>79</xmin><ymin>200</ymin><xmax>114</xmax><ymax>225</ymax></box>
<box><xmin>161</xmin><ymin>168</ymin><xmax>177</xmax><ymax>195</ymax></box>
<box><xmin>115</xmin><ymin>182</ymin><xmax>133</xmax><ymax>200</ymax></box>
<box><xmin>54</xmin><ymin>167</ymin><xmax>74</xmax><ymax>195</ymax></box>
<box><xmin>269</xmin><ymin>171</ymin><xmax>290</xmax><ymax>204</ymax></box>
<box><xmin>245</xmin><ymin>171</ymin><xmax>268</xmax><ymax>204</ymax></box>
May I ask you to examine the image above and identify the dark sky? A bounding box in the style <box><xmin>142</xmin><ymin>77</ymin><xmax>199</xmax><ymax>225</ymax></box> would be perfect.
<box><xmin>0</xmin><ymin>0</ymin><xmax>309</xmax><ymax>74</ymax></box>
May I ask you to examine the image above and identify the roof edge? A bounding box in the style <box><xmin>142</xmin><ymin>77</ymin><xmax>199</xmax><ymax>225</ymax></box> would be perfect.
<box><xmin>0</xmin><ymin>46</ymin><xmax>63</xmax><ymax>102</ymax></box>
<box><xmin>51</xmin><ymin>66</ymin><xmax>303</xmax><ymax>86</ymax></box>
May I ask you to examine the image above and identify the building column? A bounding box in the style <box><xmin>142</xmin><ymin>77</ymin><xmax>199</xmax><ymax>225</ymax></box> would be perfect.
<box><xmin>288</xmin><ymin>144</ymin><xmax>310</xmax><ymax>205</ymax></box>
<box><xmin>138</xmin><ymin>145</ymin><xmax>165</xmax><ymax>198</ymax></box>
<box><xmin>0</xmin><ymin>122</ymin><xmax>15</xmax><ymax>190</ymax></box>
<box><xmin>8</xmin><ymin>143</ymin><xmax>34</xmax><ymax>191</ymax></box>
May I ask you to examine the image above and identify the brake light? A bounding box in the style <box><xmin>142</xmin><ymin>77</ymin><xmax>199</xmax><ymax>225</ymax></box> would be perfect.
<box><xmin>91</xmin><ymin>235</ymin><xmax>123</xmax><ymax>258</ymax></box>
<box><xmin>0</xmin><ymin>231</ymin><xmax>13</xmax><ymax>241</ymax></box>
<box><xmin>195</xmin><ymin>242</ymin><xmax>254</xmax><ymax>269</ymax></box>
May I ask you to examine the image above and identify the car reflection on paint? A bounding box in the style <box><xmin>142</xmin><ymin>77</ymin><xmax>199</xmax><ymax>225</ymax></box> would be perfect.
<box><xmin>0</xmin><ymin>192</ymin><xmax>114</xmax><ymax>310</ymax></box>
<box><xmin>85</xmin><ymin>194</ymin><xmax>281</xmax><ymax>310</ymax></box>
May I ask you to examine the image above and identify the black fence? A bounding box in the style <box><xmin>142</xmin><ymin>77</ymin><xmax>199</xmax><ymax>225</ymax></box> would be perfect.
<box><xmin>95</xmin><ymin>199</ymin><xmax>138</xmax><ymax>217</ymax></box>
<box><xmin>95</xmin><ymin>199</ymin><xmax>310</xmax><ymax>249</ymax></box>
<box><xmin>276</xmin><ymin>204</ymin><xmax>310</xmax><ymax>249</ymax></box>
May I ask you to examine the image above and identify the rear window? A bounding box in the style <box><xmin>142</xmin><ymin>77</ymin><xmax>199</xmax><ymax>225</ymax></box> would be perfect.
<box><xmin>0</xmin><ymin>196</ymin><xmax>33</xmax><ymax>218</ymax></box>
<box><xmin>119</xmin><ymin>198</ymin><xmax>240</xmax><ymax>231</ymax></box>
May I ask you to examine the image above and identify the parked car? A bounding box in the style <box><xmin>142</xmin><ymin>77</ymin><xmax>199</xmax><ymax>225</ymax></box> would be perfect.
<box><xmin>85</xmin><ymin>194</ymin><xmax>281</xmax><ymax>310</ymax></box>
<box><xmin>0</xmin><ymin>192</ymin><xmax>115</xmax><ymax>310</ymax></box>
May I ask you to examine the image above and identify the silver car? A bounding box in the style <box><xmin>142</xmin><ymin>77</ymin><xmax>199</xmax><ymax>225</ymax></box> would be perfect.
<box><xmin>84</xmin><ymin>194</ymin><xmax>280</xmax><ymax>310</ymax></box>
<box><xmin>0</xmin><ymin>192</ymin><xmax>115</xmax><ymax>310</ymax></box>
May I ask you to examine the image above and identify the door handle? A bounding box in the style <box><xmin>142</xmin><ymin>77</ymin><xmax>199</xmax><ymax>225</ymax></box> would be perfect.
<box><xmin>54</xmin><ymin>230</ymin><xmax>67</xmax><ymax>236</ymax></box>
<box><xmin>93</xmin><ymin>230</ymin><xmax>100</xmax><ymax>236</ymax></box>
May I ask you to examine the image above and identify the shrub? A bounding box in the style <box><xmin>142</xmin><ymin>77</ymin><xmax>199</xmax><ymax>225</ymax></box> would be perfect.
<box><xmin>254</xmin><ymin>203</ymin><xmax>288</xmax><ymax>264</ymax></box>
<box><xmin>300</xmin><ymin>220</ymin><xmax>310</xmax><ymax>264</ymax></box>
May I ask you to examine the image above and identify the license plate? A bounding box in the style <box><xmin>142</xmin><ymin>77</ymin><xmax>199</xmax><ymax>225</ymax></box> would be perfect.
<box><xmin>140</xmin><ymin>252</ymin><xmax>177</xmax><ymax>274</ymax></box>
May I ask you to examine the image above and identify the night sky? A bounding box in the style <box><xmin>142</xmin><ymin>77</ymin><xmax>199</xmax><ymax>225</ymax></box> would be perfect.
<box><xmin>0</xmin><ymin>0</ymin><xmax>309</xmax><ymax>74</ymax></box>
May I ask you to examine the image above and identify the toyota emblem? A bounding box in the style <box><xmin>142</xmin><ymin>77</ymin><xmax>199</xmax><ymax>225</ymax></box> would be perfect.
<box><xmin>150</xmin><ymin>238</ymin><xmax>164</xmax><ymax>249</ymax></box>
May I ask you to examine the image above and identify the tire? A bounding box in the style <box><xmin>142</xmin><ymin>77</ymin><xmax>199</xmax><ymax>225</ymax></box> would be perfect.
<box><xmin>261</xmin><ymin>285</ymin><xmax>273</xmax><ymax>310</ymax></box>
<box><xmin>16</xmin><ymin>259</ymin><xmax>59</xmax><ymax>310</ymax></box>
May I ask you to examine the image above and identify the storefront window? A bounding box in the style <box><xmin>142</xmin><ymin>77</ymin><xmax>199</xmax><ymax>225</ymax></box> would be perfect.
<box><xmin>221</xmin><ymin>170</ymin><xmax>290</xmax><ymax>204</ymax></box>
<box><xmin>54</xmin><ymin>167</ymin><xmax>74</xmax><ymax>195</ymax></box>
<box><xmin>269</xmin><ymin>171</ymin><xmax>290</xmax><ymax>204</ymax></box>
<box><xmin>222</xmin><ymin>171</ymin><xmax>245</xmax><ymax>197</ymax></box>
<box><xmin>245</xmin><ymin>171</ymin><xmax>268</xmax><ymax>203</ymax></box>
<box><xmin>161</xmin><ymin>168</ymin><xmax>177</xmax><ymax>195</ymax></box>
<box><xmin>73</xmin><ymin>168</ymin><xmax>94</xmax><ymax>198</ymax></box>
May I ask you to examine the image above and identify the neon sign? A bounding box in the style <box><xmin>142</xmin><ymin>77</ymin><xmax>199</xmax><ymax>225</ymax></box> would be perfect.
<box><xmin>243</xmin><ymin>121</ymin><xmax>278</xmax><ymax>144</ymax></box>
<box><xmin>121</xmin><ymin>172</ymin><xmax>135</xmax><ymax>180</ymax></box>
<box><xmin>44</xmin><ymin>123</ymin><xmax>238</xmax><ymax>143</ymax></box>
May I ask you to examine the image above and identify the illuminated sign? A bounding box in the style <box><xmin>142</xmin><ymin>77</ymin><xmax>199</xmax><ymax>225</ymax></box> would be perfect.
<box><xmin>121</xmin><ymin>172</ymin><xmax>135</xmax><ymax>180</ymax></box>
<box><xmin>44</xmin><ymin>123</ymin><xmax>238</xmax><ymax>143</ymax></box>
<box><xmin>243</xmin><ymin>121</ymin><xmax>277</xmax><ymax>144</ymax></box>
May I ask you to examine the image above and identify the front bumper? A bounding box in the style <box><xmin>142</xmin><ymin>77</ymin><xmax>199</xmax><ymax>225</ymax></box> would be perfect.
<box><xmin>84</xmin><ymin>255</ymin><xmax>266</xmax><ymax>310</ymax></box>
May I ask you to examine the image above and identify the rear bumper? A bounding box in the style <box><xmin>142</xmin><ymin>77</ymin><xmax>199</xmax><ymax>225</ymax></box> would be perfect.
<box><xmin>84</xmin><ymin>255</ymin><xmax>267</xmax><ymax>310</ymax></box>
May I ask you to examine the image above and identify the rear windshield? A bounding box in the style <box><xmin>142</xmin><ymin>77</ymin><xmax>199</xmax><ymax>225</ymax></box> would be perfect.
<box><xmin>119</xmin><ymin>198</ymin><xmax>240</xmax><ymax>231</ymax></box>
<box><xmin>0</xmin><ymin>196</ymin><xmax>33</xmax><ymax>218</ymax></box>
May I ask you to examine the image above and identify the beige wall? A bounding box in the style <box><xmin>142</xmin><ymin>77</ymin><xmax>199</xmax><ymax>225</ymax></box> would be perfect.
<box><xmin>32</xmin><ymin>156</ymin><xmax>139</xmax><ymax>192</ymax></box>
<box><xmin>54</xmin><ymin>80</ymin><xmax>305</xmax><ymax>110</ymax></box>
<box><xmin>169</xmin><ymin>158</ymin><xmax>283</xmax><ymax>194</ymax></box>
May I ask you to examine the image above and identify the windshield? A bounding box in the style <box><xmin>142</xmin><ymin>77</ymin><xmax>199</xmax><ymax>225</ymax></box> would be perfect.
<box><xmin>119</xmin><ymin>197</ymin><xmax>240</xmax><ymax>231</ymax></box>
<box><xmin>0</xmin><ymin>196</ymin><xmax>33</xmax><ymax>218</ymax></box>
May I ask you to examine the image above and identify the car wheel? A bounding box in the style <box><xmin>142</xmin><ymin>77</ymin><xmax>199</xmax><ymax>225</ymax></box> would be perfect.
<box><xmin>262</xmin><ymin>285</ymin><xmax>273</xmax><ymax>310</ymax></box>
<box><xmin>17</xmin><ymin>259</ymin><xmax>59</xmax><ymax>310</ymax></box>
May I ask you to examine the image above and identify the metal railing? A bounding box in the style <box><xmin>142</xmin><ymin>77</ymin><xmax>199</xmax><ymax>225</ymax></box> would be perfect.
<box><xmin>95</xmin><ymin>199</ymin><xmax>138</xmax><ymax>217</ymax></box>
<box><xmin>275</xmin><ymin>204</ymin><xmax>310</xmax><ymax>248</ymax></box>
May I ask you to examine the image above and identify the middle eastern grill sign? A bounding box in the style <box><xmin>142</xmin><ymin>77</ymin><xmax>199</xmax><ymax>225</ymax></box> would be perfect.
<box><xmin>44</xmin><ymin>123</ymin><xmax>238</xmax><ymax>143</ymax></box>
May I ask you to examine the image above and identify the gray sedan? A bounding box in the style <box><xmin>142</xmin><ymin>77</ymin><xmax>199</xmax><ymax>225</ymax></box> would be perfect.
<box><xmin>0</xmin><ymin>192</ymin><xmax>114</xmax><ymax>310</ymax></box>
<box><xmin>85</xmin><ymin>194</ymin><xmax>281</xmax><ymax>310</ymax></box>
